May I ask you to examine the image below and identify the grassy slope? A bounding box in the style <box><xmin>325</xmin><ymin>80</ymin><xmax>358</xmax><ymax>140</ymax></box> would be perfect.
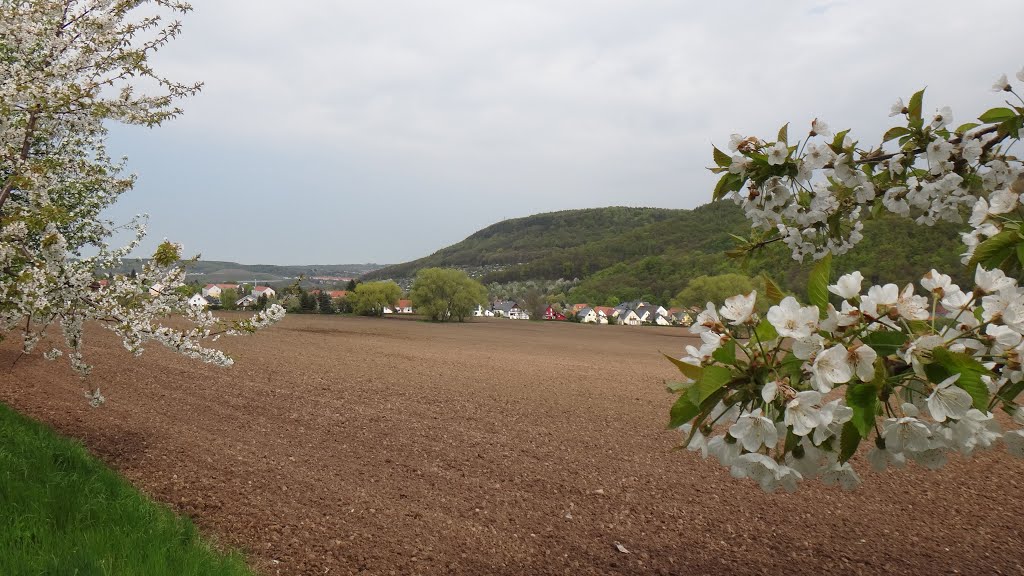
<box><xmin>0</xmin><ymin>402</ymin><xmax>254</xmax><ymax>576</ymax></box>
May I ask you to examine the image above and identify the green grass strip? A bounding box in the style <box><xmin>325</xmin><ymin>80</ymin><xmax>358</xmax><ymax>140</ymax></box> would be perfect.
<box><xmin>0</xmin><ymin>402</ymin><xmax>254</xmax><ymax>576</ymax></box>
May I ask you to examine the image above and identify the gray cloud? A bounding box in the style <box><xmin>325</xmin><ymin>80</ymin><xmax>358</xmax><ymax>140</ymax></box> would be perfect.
<box><xmin>105</xmin><ymin>0</ymin><xmax>1024</xmax><ymax>264</ymax></box>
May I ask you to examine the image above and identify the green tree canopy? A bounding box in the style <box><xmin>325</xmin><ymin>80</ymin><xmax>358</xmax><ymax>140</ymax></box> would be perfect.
<box><xmin>220</xmin><ymin>288</ymin><xmax>239</xmax><ymax>311</ymax></box>
<box><xmin>351</xmin><ymin>281</ymin><xmax>402</xmax><ymax>317</ymax></box>
<box><xmin>671</xmin><ymin>273</ymin><xmax>765</xmax><ymax>310</ymax></box>
<box><xmin>410</xmin><ymin>268</ymin><xmax>487</xmax><ymax>322</ymax></box>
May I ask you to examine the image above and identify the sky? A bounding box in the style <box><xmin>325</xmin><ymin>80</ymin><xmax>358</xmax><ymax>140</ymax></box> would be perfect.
<box><xmin>104</xmin><ymin>0</ymin><xmax>1024</xmax><ymax>265</ymax></box>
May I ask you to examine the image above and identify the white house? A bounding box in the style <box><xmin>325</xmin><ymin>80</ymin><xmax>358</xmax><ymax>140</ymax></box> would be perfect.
<box><xmin>396</xmin><ymin>299</ymin><xmax>415</xmax><ymax>314</ymax></box>
<box><xmin>252</xmin><ymin>285</ymin><xmax>276</xmax><ymax>299</ymax></box>
<box><xmin>577</xmin><ymin>307</ymin><xmax>598</xmax><ymax>323</ymax></box>
<box><xmin>654</xmin><ymin>314</ymin><xmax>673</xmax><ymax>326</ymax></box>
<box><xmin>187</xmin><ymin>293</ymin><xmax>209</xmax><ymax>308</ymax></box>
<box><xmin>236</xmin><ymin>294</ymin><xmax>258</xmax><ymax>309</ymax></box>
<box><xmin>202</xmin><ymin>283</ymin><xmax>237</xmax><ymax>298</ymax></box>
<box><xmin>619</xmin><ymin>310</ymin><xmax>642</xmax><ymax>326</ymax></box>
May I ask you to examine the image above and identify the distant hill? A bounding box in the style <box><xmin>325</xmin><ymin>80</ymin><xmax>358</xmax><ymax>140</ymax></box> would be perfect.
<box><xmin>111</xmin><ymin>260</ymin><xmax>384</xmax><ymax>284</ymax></box>
<box><xmin>364</xmin><ymin>201</ymin><xmax>971</xmax><ymax>306</ymax></box>
<box><xmin>363</xmin><ymin>206</ymin><xmax>682</xmax><ymax>280</ymax></box>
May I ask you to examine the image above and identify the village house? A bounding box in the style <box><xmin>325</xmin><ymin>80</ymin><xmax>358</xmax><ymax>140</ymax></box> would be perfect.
<box><xmin>570</xmin><ymin>303</ymin><xmax>591</xmax><ymax>315</ymax></box>
<box><xmin>396</xmin><ymin>299</ymin><xmax>414</xmax><ymax>314</ymax></box>
<box><xmin>543</xmin><ymin>306</ymin><xmax>566</xmax><ymax>321</ymax></box>
<box><xmin>618</xmin><ymin>309</ymin><xmax>642</xmax><ymax>326</ymax></box>
<box><xmin>202</xmin><ymin>283</ymin><xmax>237</xmax><ymax>298</ymax></box>
<box><xmin>492</xmin><ymin>300</ymin><xmax>524</xmax><ymax>319</ymax></box>
<box><xmin>187</xmin><ymin>293</ymin><xmax>209</xmax><ymax>308</ymax></box>
<box><xmin>236</xmin><ymin>294</ymin><xmax>259</xmax><ymax>309</ymax></box>
<box><xmin>576</xmin><ymin>306</ymin><xmax>599</xmax><ymax>323</ymax></box>
<box><xmin>252</xmin><ymin>285</ymin><xmax>276</xmax><ymax>299</ymax></box>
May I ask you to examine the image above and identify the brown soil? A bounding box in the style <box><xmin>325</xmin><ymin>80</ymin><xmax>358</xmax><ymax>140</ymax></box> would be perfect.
<box><xmin>2</xmin><ymin>315</ymin><xmax>1024</xmax><ymax>575</ymax></box>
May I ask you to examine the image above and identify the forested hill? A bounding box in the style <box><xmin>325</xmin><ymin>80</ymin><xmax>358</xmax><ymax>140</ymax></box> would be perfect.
<box><xmin>364</xmin><ymin>202</ymin><xmax>971</xmax><ymax>305</ymax></box>
<box><xmin>364</xmin><ymin>207</ymin><xmax>685</xmax><ymax>280</ymax></box>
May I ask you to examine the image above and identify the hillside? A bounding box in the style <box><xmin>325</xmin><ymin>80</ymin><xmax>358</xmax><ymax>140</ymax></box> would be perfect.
<box><xmin>363</xmin><ymin>207</ymin><xmax>682</xmax><ymax>280</ymax></box>
<box><xmin>363</xmin><ymin>202</ymin><xmax>971</xmax><ymax>305</ymax></box>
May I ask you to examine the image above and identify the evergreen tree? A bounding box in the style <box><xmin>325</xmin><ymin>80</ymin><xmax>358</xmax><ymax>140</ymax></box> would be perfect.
<box><xmin>300</xmin><ymin>290</ymin><xmax>317</xmax><ymax>313</ymax></box>
<box><xmin>317</xmin><ymin>290</ymin><xmax>334</xmax><ymax>314</ymax></box>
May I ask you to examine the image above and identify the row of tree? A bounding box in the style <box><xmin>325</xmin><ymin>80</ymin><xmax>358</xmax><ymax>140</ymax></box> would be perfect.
<box><xmin>277</xmin><ymin>269</ymin><xmax>488</xmax><ymax>322</ymax></box>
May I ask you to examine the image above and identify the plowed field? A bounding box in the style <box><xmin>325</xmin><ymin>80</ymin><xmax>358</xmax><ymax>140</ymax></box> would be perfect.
<box><xmin>2</xmin><ymin>315</ymin><xmax>1023</xmax><ymax>575</ymax></box>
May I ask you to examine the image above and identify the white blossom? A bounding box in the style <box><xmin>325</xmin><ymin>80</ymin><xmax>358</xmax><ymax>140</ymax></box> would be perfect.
<box><xmin>882</xmin><ymin>417</ymin><xmax>932</xmax><ymax>453</ymax></box>
<box><xmin>729</xmin><ymin>409</ymin><xmax>779</xmax><ymax>452</ymax></box>
<box><xmin>811</xmin><ymin>118</ymin><xmax>831</xmax><ymax>138</ymax></box>
<box><xmin>767</xmin><ymin>142</ymin><xmax>789</xmax><ymax>165</ymax></box>
<box><xmin>926</xmin><ymin>374</ymin><xmax>973</xmax><ymax>422</ymax></box>
<box><xmin>930</xmin><ymin>106</ymin><xmax>953</xmax><ymax>130</ymax></box>
<box><xmin>812</xmin><ymin>345</ymin><xmax>852</xmax><ymax>392</ymax></box>
<box><xmin>720</xmin><ymin>291</ymin><xmax>757</xmax><ymax>325</ymax></box>
<box><xmin>820</xmin><ymin>461</ymin><xmax>861</xmax><ymax>491</ymax></box>
<box><xmin>785</xmin><ymin>390</ymin><xmax>825</xmax><ymax>436</ymax></box>
<box><xmin>828</xmin><ymin>271</ymin><xmax>863</xmax><ymax>299</ymax></box>
<box><xmin>767</xmin><ymin>297</ymin><xmax>818</xmax><ymax>339</ymax></box>
<box><xmin>889</xmin><ymin>97</ymin><xmax>906</xmax><ymax>117</ymax></box>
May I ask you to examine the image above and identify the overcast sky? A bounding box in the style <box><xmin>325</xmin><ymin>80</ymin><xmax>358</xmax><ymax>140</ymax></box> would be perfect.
<box><xmin>104</xmin><ymin>1</ymin><xmax>1024</xmax><ymax>265</ymax></box>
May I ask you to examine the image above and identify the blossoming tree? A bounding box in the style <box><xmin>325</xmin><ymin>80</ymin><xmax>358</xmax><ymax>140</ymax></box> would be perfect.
<box><xmin>669</xmin><ymin>68</ymin><xmax>1024</xmax><ymax>492</ymax></box>
<box><xmin>1</xmin><ymin>0</ymin><xmax>284</xmax><ymax>405</ymax></box>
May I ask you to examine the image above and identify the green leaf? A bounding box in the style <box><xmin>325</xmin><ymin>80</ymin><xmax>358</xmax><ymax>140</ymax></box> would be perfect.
<box><xmin>830</xmin><ymin>129</ymin><xmax>850</xmax><ymax>153</ymax></box>
<box><xmin>979</xmin><ymin>107</ymin><xmax>1017</xmax><ymax>124</ymax></box>
<box><xmin>968</xmin><ymin>229</ymin><xmax>1020</xmax><ymax>269</ymax></box>
<box><xmin>777</xmin><ymin>123</ymin><xmax>789</xmax><ymax>144</ymax></box>
<box><xmin>846</xmin><ymin>383</ymin><xmax>879</xmax><ymax>437</ymax></box>
<box><xmin>761</xmin><ymin>273</ymin><xmax>785</xmax><ymax>305</ymax></box>
<box><xmin>777</xmin><ymin>353</ymin><xmax>804</xmax><ymax>382</ymax></box>
<box><xmin>955</xmin><ymin>122</ymin><xmax>980</xmax><ymax>134</ymax></box>
<box><xmin>669</xmin><ymin>394</ymin><xmax>701</xmax><ymax>429</ymax></box>
<box><xmin>931</xmin><ymin>347</ymin><xmax>992</xmax><ymax>410</ymax></box>
<box><xmin>687</xmin><ymin>365</ymin><xmax>733</xmax><ymax>404</ymax></box>
<box><xmin>666</xmin><ymin>381</ymin><xmax>690</xmax><ymax>393</ymax></box>
<box><xmin>713</xmin><ymin>146</ymin><xmax>732</xmax><ymax>168</ymax></box>
<box><xmin>996</xmin><ymin>379</ymin><xmax>1024</xmax><ymax>404</ymax></box>
<box><xmin>1016</xmin><ymin>242</ymin><xmax>1024</xmax><ymax>268</ymax></box>
<box><xmin>807</xmin><ymin>252</ymin><xmax>832</xmax><ymax>314</ymax></box>
<box><xmin>712</xmin><ymin>172</ymin><xmax>745</xmax><ymax>201</ymax></box>
<box><xmin>711</xmin><ymin>339</ymin><xmax>736</xmax><ymax>365</ymax></box>
<box><xmin>860</xmin><ymin>331</ymin><xmax>908</xmax><ymax>357</ymax></box>
<box><xmin>907</xmin><ymin>88</ymin><xmax>925</xmax><ymax>122</ymax></box>
<box><xmin>784</xmin><ymin>428</ymin><xmax>800</xmax><ymax>453</ymax></box>
<box><xmin>998</xmin><ymin>116</ymin><xmax>1023</xmax><ymax>139</ymax></box>
<box><xmin>839</xmin><ymin>421</ymin><xmax>861</xmax><ymax>464</ymax></box>
<box><xmin>754</xmin><ymin>318</ymin><xmax>778</xmax><ymax>342</ymax></box>
<box><xmin>882</xmin><ymin>126</ymin><xmax>911</xmax><ymax>142</ymax></box>
<box><xmin>663</xmin><ymin>352</ymin><xmax>703</xmax><ymax>381</ymax></box>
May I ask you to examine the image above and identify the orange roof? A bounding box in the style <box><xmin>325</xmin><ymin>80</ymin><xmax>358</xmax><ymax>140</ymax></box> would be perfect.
<box><xmin>594</xmin><ymin>306</ymin><xmax>616</xmax><ymax>316</ymax></box>
<box><xmin>329</xmin><ymin>290</ymin><xmax>349</xmax><ymax>299</ymax></box>
<box><xmin>571</xmin><ymin>303</ymin><xmax>590</xmax><ymax>313</ymax></box>
<box><xmin>254</xmin><ymin>285</ymin><xmax>273</xmax><ymax>292</ymax></box>
<box><xmin>397</xmin><ymin>299</ymin><xmax>413</xmax><ymax>308</ymax></box>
